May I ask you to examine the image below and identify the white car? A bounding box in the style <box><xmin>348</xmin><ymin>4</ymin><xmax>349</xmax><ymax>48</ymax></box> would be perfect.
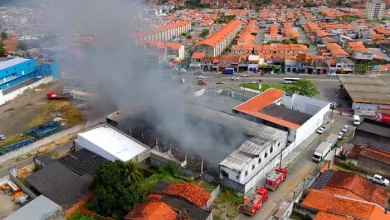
<box><xmin>241</xmin><ymin>73</ymin><xmax>249</xmax><ymax>77</ymax></box>
<box><xmin>0</xmin><ymin>134</ymin><xmax>6</xmax><ymax>140</ymax></box>
<box><xmin>197</xmin><ymin>75</ymin><xmax>205</xmax><ymax>79</ymax></box>
<box><xmin>341</xmin><ymin>125</ymin><xmax>349</xmax><ymax>133</ymax></box>
<box><xmin>337</xmin><ymin>132</ymin><xmax>344</xmax><ymax>140</ymax></box>
<box><xmin>230</xmin><ymin>76</ymin><xmax>239</xmax><ymax>80</ymax></box>
<box><xmin>367</xmin><ymin>174</ymin><xmax>390</xmax><ymax>186</ymax></box>
<box><xmin>316</xmin><ymin>126</ymin><xmax>326</xmax><ymax>134</ymax></box>
<box><xmin>249</xmin><ymin>81</ymin><xmax>258</xmax><ymax>84</ymax></box>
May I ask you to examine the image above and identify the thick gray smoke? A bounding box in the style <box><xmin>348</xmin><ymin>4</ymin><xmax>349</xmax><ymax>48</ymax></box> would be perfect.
<box><xmin>38</xmin><ymin>0</ymin><xmax>247</xmax><ymax>171</ymax></box>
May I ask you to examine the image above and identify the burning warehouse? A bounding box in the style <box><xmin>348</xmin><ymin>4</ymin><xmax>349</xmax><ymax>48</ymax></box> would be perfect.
<box><xmin>106</xmin><ymin>102</ymin><xmax>288</xmax><ymax>193</ymax></box>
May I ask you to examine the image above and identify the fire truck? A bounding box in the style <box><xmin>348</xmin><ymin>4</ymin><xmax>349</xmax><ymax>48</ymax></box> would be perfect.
<box><xmin>242</xmin><ymin>187</ymin><xmax>268</xmax><ymax>216</ymax></box>
<box><xmin>265</xmin><ymin>167</ymin><xmax>287</xmax><ymax>191</ymax></box>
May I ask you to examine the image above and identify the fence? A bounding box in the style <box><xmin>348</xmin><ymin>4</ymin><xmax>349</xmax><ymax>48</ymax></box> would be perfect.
<box><xmin>206</xmin><ymin>184</ymin><xmax>221</xmax><ymax>208</ymax></box>
<box><xmin>0</xmin><ymin>118</ymin><xmax>104</xmax><ymax>164</ymax></box>
<box><xmin>0</xmin><ymin>76</ymin><xmax>54</xmax><ymax>105</ymax></box>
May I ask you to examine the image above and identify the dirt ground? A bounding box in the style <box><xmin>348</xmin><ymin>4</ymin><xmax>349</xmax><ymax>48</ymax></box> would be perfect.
<box><xmin>0</xmin><ymin>191</ymin><xmax>19</xmax><ymax>219</ymax></box>
<box><xmin>0</xmin><ymin>80</ymin><xmax>65</xmax><ymax>137</ymax></box>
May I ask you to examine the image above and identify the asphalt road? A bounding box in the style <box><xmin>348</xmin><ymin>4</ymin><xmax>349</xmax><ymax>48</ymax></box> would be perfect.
<box><xmin>236</xmin><ymin>113</ymin><xmax>353</xmax><ymax>220</ymax></box>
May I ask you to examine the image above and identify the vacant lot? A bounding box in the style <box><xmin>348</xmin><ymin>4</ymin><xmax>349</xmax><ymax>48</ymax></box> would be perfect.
<box><xmin>0</xmin><ymin>80</ymin><xmax>85</xmax><ymax>147</ymax></box>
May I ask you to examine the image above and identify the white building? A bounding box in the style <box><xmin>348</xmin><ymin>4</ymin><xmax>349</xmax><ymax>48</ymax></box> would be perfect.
<box><xmin>338</xmin><ymin>75</ymin><xmax>390</xmax><ymax>116</ymax></box>
<box><xmin>219</xmin><ymin>125</ymin><xmax>287</xmax><ymax>193</ymax></box>
<box><xmin>365</xmin><ymin>0</ymin><xmax>386</xmax><ymax>20</ymax></box>
<box><xmin>233</xmin><ymin>88</ymin><xmax>330</xmax><ymax>156</ymax></box>
<box><xmin>75</xmin><ymin>124</ymin><xmax>150</xmax><ymax>162</ymax></box>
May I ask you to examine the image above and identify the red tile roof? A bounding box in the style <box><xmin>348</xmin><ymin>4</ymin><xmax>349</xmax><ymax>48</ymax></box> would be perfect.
<box><xmin>314</xmin><ymin>211</ymin><xmax>351</xmax><ymax>220</ymax></box>
<box><xmin>325</xmin><ymin>171</ymin><xmax>390</xmax><ymax>207</ymax></box>
<box><xmin>124</xmin><ymin>201</ymin><xmax>178</xmax><ymax>220</ymax></box>
<box><xmin>233</xmin><ymin>89</ymin><xmax>301</xmax><ymax>129</ymax></box>
<box><xmin>302</xmin><ymin>190</ymin><xmax>390</xmax><ymax>220</ymax></box>
<box><xmin>163</xmin><ymin>182</ymin><xmax>211</xmax><ymax>208</ymax></box>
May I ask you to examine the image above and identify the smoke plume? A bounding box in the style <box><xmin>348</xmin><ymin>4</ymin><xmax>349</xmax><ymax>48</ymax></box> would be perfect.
<box><xmin>38</xmin><ymin>0</ymin><xmax>246</xmax><ymax>171</ymax></box>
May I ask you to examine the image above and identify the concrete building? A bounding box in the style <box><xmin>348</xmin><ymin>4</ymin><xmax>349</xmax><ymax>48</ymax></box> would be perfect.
<box><xmin>233</xmin><ymin>89</ymin><xmax>330</xmax><ymax>148</ymax></box>
<box><xmin>195</xmin><ymin>20</ymin><xmax>242</xmax><ymax>57</ymax></box>
<box><xmin>130</xmin><ymin>20</ymin><xmax>191</xmax><ymax>42</ymax></box>
<box><xmin>75</xmin><ymin>124</ymin><xmax>150</xmax><ymax>163</ymax></box>
<box><xmin>365</xmin><ymin>0</ymin><xmax>386</xmax><ymax>20</ymax></box>
<box><xmin>338</xmin><ymin>75</ymin><xmax>390</xmax><ymax>114</ymax></box>
<box><xmin>0</xmin><ymin>57</ymin><xmax>60</xmax><ymax>91</ymax></box>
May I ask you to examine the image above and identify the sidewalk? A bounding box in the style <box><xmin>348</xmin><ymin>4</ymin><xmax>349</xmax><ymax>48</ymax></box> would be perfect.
<box><xmin>281</xmin><ymin>132</ymin><xmax>319</xmax><ymax>169</ymax></box>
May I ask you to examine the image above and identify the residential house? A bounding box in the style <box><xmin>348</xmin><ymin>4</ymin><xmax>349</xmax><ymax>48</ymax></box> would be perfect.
<box><xmin>130</xmin><ymin>20</ymin><xmax>191</xmax><ymax>42</ymax></box>
<box><xmin>264</xmin><ymin>24</ymin><xmax>282</xmax><ymax>42</ymax></box>
<box><xmin>346</xmin><ymin>145</ymin><xmax>390</xmax><ymax>176</ymax></box>
<box><xmin>346</xmin><ymin>41</ymin><xmax>374</xmax><ymax>62</ymax></box>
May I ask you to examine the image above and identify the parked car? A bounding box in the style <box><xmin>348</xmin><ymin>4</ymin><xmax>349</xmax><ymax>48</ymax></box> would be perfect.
<box><xmin>241</xmin><ymin>73</ymin><xmax>249</xmax><ymax>77</ymax></box>
<box><xmin>337</xmin><ymin>132</ymin><xmax>344</xmax><ymax>140</ymax></box>
<box><xmin>230</xmin><ymin>76</ymin><xmax>240</xmax><ymax>80</ymax></box>
<box><xmin>0</xmin><ymin>134</ymin><xmax>6</xmax><ymax>140</ymax></box>
<box><xmin>367</xmin><ymin>174</ymin><xmax>390</xmax><ymax>186</ymax></box>
<box><xmin>341</xmin><ymin>125</ymin><xmax>349</xmax><ymax>133</ymax></box>
<box><xmin>249</xmin><ymin>81</ymin><xmax>258</xmax><ymax>84</ymax></box>
<box><xmin>197</xmin><ymin>75</ymin><xmax>205</xmax><ymax>79</ymax></box>
<box><xmin>330</xmin><ymin>102</ymin><xmax>338</xmax><ymax>109</ymax></box>
<box><xmin>216</xmin><ymin>81</ymin><xmax>224</xmax><ymax>84</ymax></box>
<box><xmin>316</xmin><ymin>126</ymin><xmax>326</xmax><ymax>134</ymax></box>
<box><xmin>194</xmin><ymin>72</ymin><xmax>201</xmax><ymax>76</ymax></box>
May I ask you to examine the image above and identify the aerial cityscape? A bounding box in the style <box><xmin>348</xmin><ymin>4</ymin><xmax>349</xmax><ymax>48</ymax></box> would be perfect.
<box><xmin>0</xmin><ymin>0</ymin><xmax>390</xmax><ymax>219</ymax></box>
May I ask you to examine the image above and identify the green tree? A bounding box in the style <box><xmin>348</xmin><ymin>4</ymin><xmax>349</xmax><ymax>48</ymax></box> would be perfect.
<box><xmin>285</xmin><ymin>79</ymin><xmax>319</xmax><ymax>97</ymax></box>
<box><xmin>0</xmin><ymin>41</ymin><xmax>5</xmax><ymax>55</ymax></box>
<box><xmin>1</xmin><ymin>31</ymin><xmax>7</xmax><ymax>40</ymax></box>
<box><xmin>88</xmin><ymin>160</ymin><xmax>146</xmax><ymax>218</ymax></box>
<box><xmin>68</xmin><ymin>212</ymin><xmax>94</xmax><ymax>220</ymax></box>
<box><xmin>17</xmin><ymin>42</ymin><xmax>27</xmax><ymax>50</ymax></box>
<box><xmin>199</xmin><ymin>29</ymin><xmax>210</xmax><ymax>37</ymax></box>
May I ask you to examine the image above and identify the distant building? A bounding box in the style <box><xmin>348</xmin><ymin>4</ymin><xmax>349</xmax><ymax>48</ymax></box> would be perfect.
<box><xmin>365</xmin><ymin>0</ymin><xmax>386</xmax><ymax>20</ymax></box>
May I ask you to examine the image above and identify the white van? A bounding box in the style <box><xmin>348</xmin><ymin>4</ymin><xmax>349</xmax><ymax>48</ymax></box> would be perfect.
<box><xmin>353</xmin><ymin>115</ymin><xmax>361</xmax><ymax>125</ymax></box>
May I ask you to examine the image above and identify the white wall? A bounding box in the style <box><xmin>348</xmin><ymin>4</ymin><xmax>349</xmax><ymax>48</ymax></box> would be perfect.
<box><xmin>282</xmin><ymin>94</ymin><xmax>329</xmax><ymax>116</ymax></box>
<box><xmin>352</xmin><ymin>102</ymin><xmax>390</xmax><ymax>112</ymax></box>
<box><xmin>295</xmin><ymin>104</ymin><xmax>329</xmax><ymax>146</ymax></box>
<box><xmin>0</xmin><ymin>76</ymin><xmax>54</xmax><ymax>105</ymax></box>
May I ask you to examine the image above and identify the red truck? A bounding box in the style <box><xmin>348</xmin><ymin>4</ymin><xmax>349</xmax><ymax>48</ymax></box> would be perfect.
<box><xmin>46</xmin><ymin>91</ymin><xmax>72</xmax><ymax>100</ymax></box>
<box><xmin>242</xmin><ymin>187</ymin><xmax>268</xmax><ymax>216</ymax></box>
<box><xmin>265</xmin><ymin>168</ymin><xmax>287</xmax><ymax>191</ymax></box>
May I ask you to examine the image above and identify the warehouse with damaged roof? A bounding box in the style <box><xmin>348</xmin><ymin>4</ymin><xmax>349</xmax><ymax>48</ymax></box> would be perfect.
<box><xmin>338</xmin><ymin>75</ymin><xmax>390</xmax><ymax>115</ymax></box>
<box><xmin>105</xmin><ymin>101</ymin><xmax>288</xmax><ymax>193</ymax></box>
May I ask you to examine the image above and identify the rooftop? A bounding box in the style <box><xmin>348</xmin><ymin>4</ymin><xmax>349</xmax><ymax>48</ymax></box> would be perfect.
<box><xmin>354</xmin><ymin>119</ymin><xmax>390</xmax><ymax>153</ymax></box>
<box><xmin>26</xmin><ymin>161</ymin><xmax>93</xmax><ymax>209</ymax></box>
<box><xmin>163</xmin><ymin>182</ymin><xmax>211</xmax><ymax>208</ymax></box>
<box><xmin>302</xmin><ymin>190</ymin><xmax>390</xmax><ymax>220</ymax></box>
<box><xmin>4</xmin><ymin>195</ymin><xmax>62</xmax><ymax>220</ymax></box>
<box><xmin>323</xmin><ymin>171</ymin><xmax>390</xmax><ymax>207</ymax></box>
<box><xmin>259</xmin><ymin>104</ymin><xmax>312</xmax><ymax>126</ymax></box>
<box><xmin>233</xmin><ymin>89</ymin><xmax>301</xmax><ymax>129</ymax></box>
<box><xmin>338</xmin><ymin>75</ymin><xmax>390</xmax><ymax>104</ymax></box>
<box><xmin>0</xmin><ymin>57</ymin><xmax>30</xmax><ymax>70</ymax></box>
<box><xmin>58</xmin><ymin>148</ymin><xmax>108</xmax><ymax>178</ymax></box>
<box><xmin>77</xmin><ymin>124</ymin><xmax>148</xmax><ymax>162</ymax></box>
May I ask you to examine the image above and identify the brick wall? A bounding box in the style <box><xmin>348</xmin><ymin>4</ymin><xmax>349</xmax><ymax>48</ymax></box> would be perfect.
<box><xmin>357</xmin><ymin>156</ymin><xmax>390</xmax><ymax>177</ymax></box>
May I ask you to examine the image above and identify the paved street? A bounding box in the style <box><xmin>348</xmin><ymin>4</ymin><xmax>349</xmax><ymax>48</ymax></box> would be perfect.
<box><xmin>236</xmin><ymin>113</ymin><xmax>353</xmax><ymax>220</ymax></box>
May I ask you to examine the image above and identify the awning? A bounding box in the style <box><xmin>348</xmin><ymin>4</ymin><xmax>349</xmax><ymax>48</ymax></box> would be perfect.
<box><xmin>274</xmin><ymin>65</ymin><xmax>281</xmax><ymax>70</ymax></box>
<box><xmin>343</xmin><ymin>68</ymin><xmax>353</xmax><ymax>72</ymax></box>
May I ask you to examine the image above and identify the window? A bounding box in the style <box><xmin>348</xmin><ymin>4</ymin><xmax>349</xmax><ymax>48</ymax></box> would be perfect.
<box><xmin>236</xmin><ymin>175</ymin><xmax>239</xmax><ymax>180</ymax></box>
<box><xmin>265</xmin><ymin>152</ymin><xmax>268</xmax><ymax>158</ymax></box>
<box><xmin>278</xmin><ymin>142</ymin><xmax>281</xmax><ymax>147</ymax></box>
<box><xmin>258</xmin><ymin>158</ymin><xmax>262</xmax><ymax>164</ymax></box>
<box><xmin>245</xmin><ymin>171</ymin><xmax>248</xmax><ymax>177</ymax></box>
<box><xmin>252</xmin><ymin>164</ymin><xmax>255</xmax><ymax>170</ymax></box>
<box><xmin>221</xmin><ymin>170</ymin><xmax>229</xmax><ymax>178</ymax></box>
<box><xmin>270</xmin><ymin>147</ymin><xmax>273</xmax><ymax>153</ymax></box>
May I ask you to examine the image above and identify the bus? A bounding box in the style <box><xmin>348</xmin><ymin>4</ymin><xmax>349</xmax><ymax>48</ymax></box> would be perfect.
<box><xmin>283</xmin><ymin>77</ymin><xmax>301</xmax><ymax>84</ymax></box>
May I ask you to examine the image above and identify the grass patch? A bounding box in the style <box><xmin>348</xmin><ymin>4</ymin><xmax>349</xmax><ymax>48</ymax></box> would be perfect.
<box><xmin>240</xmin><ymin>83</ymin><xmax>291</xmax><ymax>92</ymax></box>
<box><xmin>0</xmin><ymin>134</ymin><xmax>30</xmax><ymax>148</ymax></box>
<box><xmin>290</xmin><ymin>211</ymin><xmax>311</xmax><ymax>220</ymax></box>
<box><xmin>212</xmin><ymin>188</ymin><xmax>244</xmax><ymax>220</ymax></box>
<box><xmin>27</xmin><ymin>101</ymin><xmax>84</xmax><ymax>129</ymax></box>
<box><xmin>144</xmin><ymin>173</ymin><xmax>182</xmax><ymax>190</ymax></box>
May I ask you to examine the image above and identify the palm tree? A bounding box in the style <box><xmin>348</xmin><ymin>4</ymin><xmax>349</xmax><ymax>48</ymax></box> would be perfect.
<box><xmin>121</xmin><ymin>161</ymin><xmax>143</xmax><ymax>186</ymax></box>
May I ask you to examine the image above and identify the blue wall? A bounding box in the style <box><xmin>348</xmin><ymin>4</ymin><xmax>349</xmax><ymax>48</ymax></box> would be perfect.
<box><xmin>37</xmin><ymin>62</ymin><xmax>60</xmax><ymax>79</ymax></box>
<box><xmin>0</xmin><ymin>58</ymin><xmax>37</xmax><ymax>90</ymax></box>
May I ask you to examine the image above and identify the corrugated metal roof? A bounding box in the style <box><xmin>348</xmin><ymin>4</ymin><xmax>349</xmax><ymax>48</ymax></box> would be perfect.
<box><xmin>220</xmin><ymin>150</ymin><xmax>252</xmax><ymax>172</ymax></box>
<box><xmin>5</xmin><ymin>195</ymin><xmax>61</xmax><ymax>220</ymax></box>
<box><xmin>0</xmin><ymin>57</ymin><xmax>30</xmax><ymax>70</ymax></box>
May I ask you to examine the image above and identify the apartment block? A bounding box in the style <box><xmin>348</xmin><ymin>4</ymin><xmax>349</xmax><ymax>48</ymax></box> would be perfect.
<box><xmin>365</xmin><ymin>0</ymin><xmax>386</xmax><ymax>20</ymax></box>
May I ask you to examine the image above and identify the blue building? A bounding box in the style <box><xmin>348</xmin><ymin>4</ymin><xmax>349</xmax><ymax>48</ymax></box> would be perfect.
<box><xmin>0</xmin><ymin>57</ymin><xmax>60</xmax><ymax>91</ymax></box>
